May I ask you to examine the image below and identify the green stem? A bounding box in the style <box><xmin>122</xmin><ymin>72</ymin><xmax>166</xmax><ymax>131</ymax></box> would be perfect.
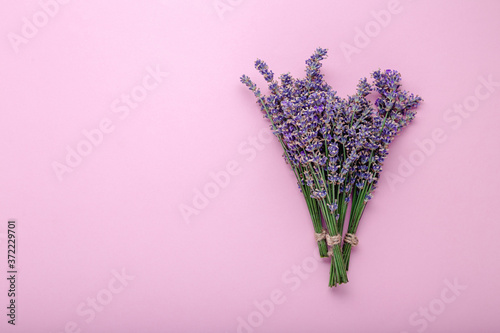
<box><xmin>301</xmin><ymin>177</ymin><xmax>328</xmax><ymax>257</ymax></box>
<box><xmin>306</xmin><ymin>164</ymin><xmax>348</xmax><ymax>286</ymax></box>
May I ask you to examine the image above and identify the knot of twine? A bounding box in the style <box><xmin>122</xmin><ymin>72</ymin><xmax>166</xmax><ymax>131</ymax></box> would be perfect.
<box><xmin>314</xmin><ymin>229</ymin><xmax>327</xmax><ymax>242</ymax></box>
<box><xmin>326</xmin><ymin>234</ymin><xmax>341</xmax><ymax>257</ymax></box>
<box><xmin>344</xmin><ymin>233</ymin><xmax>359</xmax><ymax>246</ymax></box>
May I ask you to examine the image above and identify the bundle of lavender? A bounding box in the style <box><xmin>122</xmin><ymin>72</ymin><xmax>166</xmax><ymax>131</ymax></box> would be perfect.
<box><xmin>240</xmin><ymin>48</ymin><xmax>422</xmax><ymax>287</ymax></box>
<box><xmin>342</xmin><ymin>69</ymin><xmax>423</xmax><ymax>270</ymax></box>
<box><xmin>240</xmin><ymin>59</ymin><xmax>330</xmax><ymax>259</ymax></box>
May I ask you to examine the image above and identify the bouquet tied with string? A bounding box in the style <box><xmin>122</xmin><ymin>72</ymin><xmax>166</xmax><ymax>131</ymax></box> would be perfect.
<box><xmin>241</xmin><ymin>48</ymin><xmax>422</xmax><ymax>287</ymax></box>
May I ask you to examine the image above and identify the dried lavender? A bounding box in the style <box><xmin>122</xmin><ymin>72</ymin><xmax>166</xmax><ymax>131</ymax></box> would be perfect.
<box><xmin>240</xmin><ymin>48</ymin><xmax>422</xmax><ymax>287</ymax></box>
<box><xmin>242</xmin><ymin>49</ymin><xmax>353</xmax><ymax>286</ymax></box>
<box><xmin>343</xmin><ymin>69</ymin><xmax>423</xmax><ymax>269</ymax></box>
<box><xmin>282</xmin><ymin>49</ymin><xmax>349</xmax><ymax>286</ymax></box>
<box><xmin>241</xmin><ymin>60</ymin><xmax>329</xmax><ymax>258</ymax></box>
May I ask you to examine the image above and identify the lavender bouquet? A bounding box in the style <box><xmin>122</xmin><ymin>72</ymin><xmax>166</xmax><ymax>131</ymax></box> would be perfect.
<box><xmin>240</xmin><ymin>60</ymin><xmax>330</xmax><ymax>259</ymax></box>
<box><xmin>241</xmin><ymin>48</ymin><xmax>422</xmax><ymax>287</ymax></box>
<box><xmin>342</xmin><ymin>69</ymin><xmax>423</xmax><ymax>270</ymax></box>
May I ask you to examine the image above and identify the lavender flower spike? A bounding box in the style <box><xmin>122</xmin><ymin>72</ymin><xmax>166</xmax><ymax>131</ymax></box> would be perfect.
<box><xmin>254</xmin><ymin>59</ymin><xmax>274</xmax><ymax>83</ymax></box>
<box><xmin>240</xmin><ymin>75</ymin><xmax>262</xmax><ymax>98</ymax></box>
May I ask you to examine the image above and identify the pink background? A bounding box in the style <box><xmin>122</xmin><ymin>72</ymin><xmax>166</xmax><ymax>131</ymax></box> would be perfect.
<box><xmin>1</xmin><ymin>0</ymin><xmax>500</xmax><ymax>332</ymax></box>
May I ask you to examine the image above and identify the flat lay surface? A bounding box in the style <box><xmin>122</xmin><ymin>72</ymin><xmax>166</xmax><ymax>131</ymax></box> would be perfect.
<box><xmin>0</xmin><ymin>0</ymin><xmax>499</xmax><ymax>332</ymax></box>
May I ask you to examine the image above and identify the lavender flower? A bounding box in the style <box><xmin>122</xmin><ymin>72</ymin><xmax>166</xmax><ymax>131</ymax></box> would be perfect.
<box><xmin>255</xmin><ymin>59</ymin><xmax>274</xmax><ymax>83</ymax></box>
<box><xmin>342</xmin><ymin>69</ymin><xmax>422</xmax><ymax>271</ymax></box>
<box><xmin>240</xmin><ymin>47</ymin><xmax>423</xmax><ymax>286</ymax></box>
<box><xmin>240</xmin><ymin>75</ymin><xmax>261</xmax><ymax>98</ymax></box>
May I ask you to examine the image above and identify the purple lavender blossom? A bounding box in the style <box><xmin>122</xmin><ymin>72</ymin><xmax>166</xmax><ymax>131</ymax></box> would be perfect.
<box><xmin>240</xmin><ymin>48</ymin><xmax>423</xmax><ymax>282</ymax></box>
<box><xmin>255</xmin><ymin>59</ymin><xmax>274</xmax><ymax>83</ymax></box>
<box><xmin>240</xmin><ymin>75</ymin><xmax>261</xmax><ymax>98</ymax></box>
